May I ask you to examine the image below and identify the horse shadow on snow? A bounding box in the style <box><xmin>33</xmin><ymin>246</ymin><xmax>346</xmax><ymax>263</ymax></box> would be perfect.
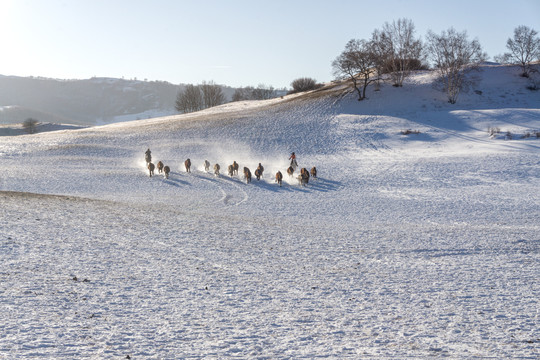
<box><xmin>156</xmin><ymin>169</ymin><xmax>343</xmax><ymax>193</ymax></box>
<box><xmin>160</xmin><ymin>172</ymin><xmax>191</xmax><ymax>187</ymax></box>
<box><xmin>252</xmin><ymin>176</ymin><xmax>342</xmax><ymax>193</ymax></box>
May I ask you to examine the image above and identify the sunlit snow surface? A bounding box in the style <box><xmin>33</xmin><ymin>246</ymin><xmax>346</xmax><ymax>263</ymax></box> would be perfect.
<box><xmin>1</xmin><ymin>65</ymin><xmax>539</xmax><ymax>358</ymax></box>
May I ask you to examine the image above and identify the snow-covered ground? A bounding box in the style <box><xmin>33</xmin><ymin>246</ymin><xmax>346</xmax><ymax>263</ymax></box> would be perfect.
<box><xmin>1</xmin><ymin>65</ymin><xmax>539</xmax><ymax>358</ymax></box>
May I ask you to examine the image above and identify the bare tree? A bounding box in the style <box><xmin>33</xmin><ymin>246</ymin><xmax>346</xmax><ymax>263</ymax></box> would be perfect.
<box><xmin>372</xmin><ymin>18</ymin><xmax>423</xmax><ymax>87</ymax></box>
<box><xmin>200</xmin><ymin>80</ymin><xmax>225</xmax><ymax>108</ymax></box>
<box><xmin>332</xmin><ymin>39</ymin><xmax>378</xmax><ymax>101</ymax></box>
<box><xmin>231</xmin><ymin>84</ymin><xmax>276</xmax><ymax>101</ymax></box>
<box><xmin>175</xmin><ymin>84</ymin><xmax>203</xmax><ymax>113</ymax></box>
<box><xmin>505</xmin><ymin>25</ymin><xmax>540</xmax><ymax>77</ymax></box>
<box><xmin>493</xmin><ymin>53</ymin><xmax>512</xmax><ymax>64</ymax></box>
<box><xmin>23</xmin><ymin>118</ymin><xmax>39</xmax><ymax>134</ymax></box>
<box><xmin>251</xmin><ymin>84</ymin><xmax>276</xmax><ymax>100</ymax></box>
<box><xmin>232</xmin><ymin>86</ymin><xmax>254</xmax><ymax>102</ymax></box>
<box><xmin>425</xmin><ymin>28</ymin><xmax>486</xmax><ymax>104</ymax></box>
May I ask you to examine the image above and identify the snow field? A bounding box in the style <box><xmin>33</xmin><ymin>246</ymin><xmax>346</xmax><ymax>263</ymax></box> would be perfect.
<box><xmin>0</xmin><ymin>65</ymin><xmax>538</xmax><ymax>358</ymax></box>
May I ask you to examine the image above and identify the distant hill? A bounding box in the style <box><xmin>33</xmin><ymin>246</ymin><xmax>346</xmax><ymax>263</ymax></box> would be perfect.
<box><xmin>0</xmin><ymin>76</ymin><xmax>257</xmax><ymax>126</ymax></box>
<box><xmin>0</xmin><ymin>76</ymin><xmax>239</xmax><ymax>126</ymax></box>
<box><xmin>0</xmin><ymin>75</ymin><xmax>183</xmax><ymax>125</ymax></box>
<box><xmin>0</xmin><ymin>121</ymin><xmax>86</xmax><ymax>136</ymax></box>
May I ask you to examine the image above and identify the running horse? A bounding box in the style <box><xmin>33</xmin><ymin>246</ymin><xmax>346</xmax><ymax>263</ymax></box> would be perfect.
<box><xmin>147</xmin><ymin>162</ymin><xmax>155</xmax><ymax>177</ymax></box>
<box><xmin>254</xmin><ymin>168</ymin><xmax>262</xmax><ymax>180</ymax></box>
<box><xmin>243</xmin><ymin>167</ymin><xmax>251</xmax><ymax>184</ymax></box>
<box><xmin>275</xmin><ymin>171</ymin><xmax>283</xmax><ymax>187</ymax></box>
<box><xmin>256</xmin><ymin>163</ymin><xmax>264</xmax><ymax>178</ymax></box>
<box><xmin>287</xmin><ymin>166</ymin><xmax>294</xmax><ymax>177</ymax></box>
<box><xmin>299</xmin><ymin>167</ymin><xmax>309</xmax><ymax>186</ymax></box>
<box><xmin>156</xmin><ymin>161</ymin><xmax>164</xmax><ymax>174</ymax></box>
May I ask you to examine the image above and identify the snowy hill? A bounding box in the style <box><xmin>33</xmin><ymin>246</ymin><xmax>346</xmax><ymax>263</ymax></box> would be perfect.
<box><xmin>0</xmin><ymin>64</ymin><xmax>538</xmax><ymax>358</ymax></box>
<box><xmin>0</xmin><ymin>76</ymin><xmax>181</xmax><ymax>125</ymax></box>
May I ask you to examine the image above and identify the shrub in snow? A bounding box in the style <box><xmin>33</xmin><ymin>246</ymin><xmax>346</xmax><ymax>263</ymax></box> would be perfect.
<box><xmin>400</xmin><ymin>129</ymin><xmax>420</xmax><ymax>135</ymax></box>
<box><xmin>526</xmin><ymin>81</ymin><xmax>539</xmax><ymax>91</ymax></box>
<box><xmin>288</xmin><ymin>77</ymin><xmax>323</xmax><ymax>94</ymax></box>
<box><xmin>488</xmin><ymin>127</ymin><xmax>501</xmax><ymax>137</ymax></box>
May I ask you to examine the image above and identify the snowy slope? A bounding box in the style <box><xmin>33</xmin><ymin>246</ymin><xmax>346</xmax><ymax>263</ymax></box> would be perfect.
<box><xmin>0</xmin><ymin>64</ymin><xmax>539</xmax><ymax>359</ymax></box>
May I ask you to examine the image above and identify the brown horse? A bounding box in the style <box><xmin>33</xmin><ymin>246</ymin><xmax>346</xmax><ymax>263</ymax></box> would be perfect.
<box><xmin>256</xmin><ymin>163</ymin><xmax>264</xmax><ymax>178</ymax></box>
<box><xmin>204</xmin><ymin>160</ymin><xmax>210</xmax><ymax>172</ymax></box>
<box><xmin>184</xmin><ymin>158</ymin><xmax>191</xmax><ymax>173</ymax></box>
<box><xmin>214</xmin><ymin>163</ymin><xmax>220</xmax><ymax>176</ymax></box>
<box><xmin>299</xmin><ymin>167</ymin><xmax>309</xmax><ymax>186</ymax></box>
<box><xmin>233</xmin><ymin>161</ymin><xmax>239</xmax><ymax>175</ymax></box>
<box><xmin>310</xmin><ymin>166</ymin><xmax>317</xmax><ymax>179</ymax></box>
<box><xmin>147</xmin><ymin>162</ymin><xmax>155</xmax><ymax>177</ymax></box>
<box><xmin>275</xmin><ymin>171</ymin><xmax>283</xmax><ymax>187</ymax></box>
<box><xmin>163</xmin><ymin>165</ymin><xmax>170</xmax><ymax>179</ymax></box>
<box><xmin>156</xmin><ymin>161</ymin><xmax>164</xmax><ymax>174</ymax></box>
<box><xmin>243</xmin><ymin>167</ymin><xmax>251</xmax><ymax>184</ymax></box>
<box><xmin>228</xmin><ymin>164</ymin><xmax>234</xmax><ymax>177</ymax></box>
<box><xmin>287</xmin><ymin>166</ymin><xmax>294</xmax><ymax>177</ymax></box>
<box><xmin>254</xmin><ymin>168</ymin><xmax>262</xmax><ymax>180</ymax></box>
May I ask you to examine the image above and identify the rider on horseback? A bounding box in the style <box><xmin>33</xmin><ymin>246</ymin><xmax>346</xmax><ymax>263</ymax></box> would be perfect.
<box><xmin>289</xmin><ymin>152</ymin><xmax>298</xmax><ymax>169</ymax></box>
<box><xmin>145</xmin><ymin>148</ymin><xmax>152</xmax><ymax>164</ymax></box>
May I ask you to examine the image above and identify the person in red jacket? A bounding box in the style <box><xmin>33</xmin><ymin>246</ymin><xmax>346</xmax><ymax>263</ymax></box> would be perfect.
<box><xmin>289</xmin><ymin>152</ymin><xmax>298</xmax><ymax>169</ymax></box>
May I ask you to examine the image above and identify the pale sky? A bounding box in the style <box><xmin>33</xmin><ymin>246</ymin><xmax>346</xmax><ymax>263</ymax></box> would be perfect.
<box><xmin>1</xmin><ymin>0</ymin><xmax>539</xmax><ymax>88</ymax></box>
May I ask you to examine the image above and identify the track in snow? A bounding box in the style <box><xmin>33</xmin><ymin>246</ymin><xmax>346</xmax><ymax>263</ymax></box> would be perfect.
<box><xmin>194</xmin><ymin>171</ymin><xmax>249</xmax><ymax>207</ymax></box>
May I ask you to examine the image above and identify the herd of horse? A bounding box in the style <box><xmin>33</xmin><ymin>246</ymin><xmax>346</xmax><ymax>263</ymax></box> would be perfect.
<box><xmin>145</xmin><ymin>152</ymin><xmax>317</xmax><ymax>187</ymax></box>
<box><xmin>146</xmin><ymin>160</ymin><xmax>170</xmax><ymax>179</ymax></box>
